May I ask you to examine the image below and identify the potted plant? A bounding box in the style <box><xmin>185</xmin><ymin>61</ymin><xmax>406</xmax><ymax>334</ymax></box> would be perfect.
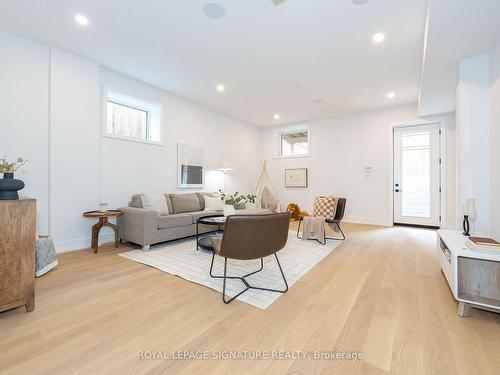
<box><xmin>218</xmin><ymin>190</ymin><xmax>256</xmax><ymax>210</ymax></box>
<box><xmin>0</xmin><ymin>156</ymin><xmax>27</xmax><ymax>200</ymax></box>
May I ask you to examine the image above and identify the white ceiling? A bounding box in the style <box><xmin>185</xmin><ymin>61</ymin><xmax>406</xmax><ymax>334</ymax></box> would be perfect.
<box><xmin>0</xmin><ymin>0</ymin><xmax>428</xmax><ymax>126</ymax></box>
<box><xmin>419</xmin><ymin>0</ymin><xmax>500</xmax><ymax>116</ymax></box>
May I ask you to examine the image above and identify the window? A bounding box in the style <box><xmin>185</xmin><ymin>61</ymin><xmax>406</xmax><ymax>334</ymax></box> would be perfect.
<box><xmin>274</xmin><ymin>126</ymin><xmax>310</xmax><ymax>157</ymax></box>
<box><xmin>107</xmin><ymin>101</ymin><xmax>148</xmax><ymax>140</ymax></box>
<box><xmin>103</xmin><ymin>89</ymin><xmax>161</xmax><ymax>144</ymax></box>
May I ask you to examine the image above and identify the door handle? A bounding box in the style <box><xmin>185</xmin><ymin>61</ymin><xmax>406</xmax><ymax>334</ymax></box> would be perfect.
<box><xmin>395</xmin><ymin>189</ymin><xmax>402</xmax><ymax>192</ymax></box>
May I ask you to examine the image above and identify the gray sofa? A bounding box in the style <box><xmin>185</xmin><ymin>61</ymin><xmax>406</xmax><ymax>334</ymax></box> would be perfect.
<box><xmin>118</xmin><ymin>192</ymin><xmax>270</xmax><ymax>250</ymax></box>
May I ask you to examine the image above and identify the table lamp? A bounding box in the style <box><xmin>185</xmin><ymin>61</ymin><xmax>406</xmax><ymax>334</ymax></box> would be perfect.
<box><xmin>463</xmin><ymin>198</ymin><xmax>476</xmax><ymax>236</ymax></box>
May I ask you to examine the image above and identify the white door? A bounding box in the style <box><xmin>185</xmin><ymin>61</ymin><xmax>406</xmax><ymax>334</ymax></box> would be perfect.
<box><xmin>393</xmin><ymin>124</ymin><xmax>441</xmax><ymax>227</ymax></box>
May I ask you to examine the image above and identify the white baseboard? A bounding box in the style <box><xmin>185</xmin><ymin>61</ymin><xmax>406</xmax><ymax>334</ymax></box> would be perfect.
<box><xmin>55</xmin><ymin>233</ymin><xmax>115</xmax><ymax>253</ymax></box>
<box><xmin>343</xmin><ymin>216</ymin><xmax>392</xmax><ymax>227</ymax></box>
<box><xmin>54</xmin><ymin>217</ymin><xmax>392</xmax><ymax>253</ymax></box>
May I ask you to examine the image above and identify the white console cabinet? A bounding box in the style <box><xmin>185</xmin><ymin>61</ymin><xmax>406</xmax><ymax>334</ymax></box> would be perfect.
<box><xmin>437</xmin><ymin>230</ymin><xmax>500</xmax><ymax>317</ymax></box>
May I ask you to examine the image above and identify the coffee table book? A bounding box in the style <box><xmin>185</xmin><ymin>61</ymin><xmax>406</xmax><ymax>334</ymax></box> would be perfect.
<box><xmin>465</xmin><ymin>236</ymin><xmax>500</xmax><ymax>253</ymax></box>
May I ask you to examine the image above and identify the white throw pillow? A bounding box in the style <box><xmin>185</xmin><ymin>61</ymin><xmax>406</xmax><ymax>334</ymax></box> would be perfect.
<box><xmin>204</xmin><ymin>195</ymin><xmax>224</xmax><ymax>211</ymax></box>
<box><xmin>141</xmin><ymin>193</ymin><xmax>169</xmax><ymax>215</ymax></box>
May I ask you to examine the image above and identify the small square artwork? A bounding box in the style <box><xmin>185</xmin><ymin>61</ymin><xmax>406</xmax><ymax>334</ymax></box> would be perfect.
<box><xmin>285</xmin><ymin>168</ymin><xmax>308</xmax><ymax>188</ymax></box>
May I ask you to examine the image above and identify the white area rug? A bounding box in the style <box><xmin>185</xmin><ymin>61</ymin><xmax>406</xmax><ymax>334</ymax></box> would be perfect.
<box><xmin>119</xmin><ymin>232</ymin><xmax>342</xmax><ymax>309</ymax></box>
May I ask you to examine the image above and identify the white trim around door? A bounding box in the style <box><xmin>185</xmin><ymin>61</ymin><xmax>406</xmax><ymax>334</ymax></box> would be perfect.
<box><xmin>387</xmin><ymin>118</ymin><xmax>448</xmax><ymax>228</ymax></box>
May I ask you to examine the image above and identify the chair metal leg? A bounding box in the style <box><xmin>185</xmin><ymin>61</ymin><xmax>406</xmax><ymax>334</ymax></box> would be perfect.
<box><xmin>210</xmin><ymin>253</ymin><xmax>288</xmax><ymax>304</ymax></box>
<box><xmin>196</xmin><ymin>221</ymin><xmax>199</xmax><ymax>250</ymax></box>
<box><xmin>210</xmin><ymin>252</ymin><xmax>261</xmax><ymax>280</ymax></box>
<box><xmin>338</xmin><ymin>223</ymin><xmax>346</xmax><ymax>240</ymax></box>
<box><xmin>296</xmin><ymin>219</ymin><xmax>302</xmax><ymax>239</ymax></box>
<box><xmin>221</xmin><ymin>258</ymin><xmax>250</xmax><ymax>304</ymax></box>
<box><xmin>250</xmin><ymin>254</ymin><xmax>288</xmax><ymax>293</ymax></box>
<box><xmin>325</xmin><ymin>222</ymin><xmax>346</xmax><ymax>241</ymax></box>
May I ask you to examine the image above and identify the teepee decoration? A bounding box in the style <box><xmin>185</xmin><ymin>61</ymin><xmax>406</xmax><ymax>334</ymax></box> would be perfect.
<box><xmin>251</xmin><ymin>161</ymin><xmax>281</xmax><ymax>212</ymax></box>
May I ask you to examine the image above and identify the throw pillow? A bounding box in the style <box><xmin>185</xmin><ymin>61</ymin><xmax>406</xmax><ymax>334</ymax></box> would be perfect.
<box><xmin>141</xmin><ymin>193</ymin><xmax>169</xmax><ymax>215</ymax></box>
<box><xmin>204</xmin><ymin>195</ymin><xmax>224</xmax><ymax>211</ymax></box>
<box><xmin>313</xmin><ymin>196</ymin><xmax>337</xmax><ymax>220</ymax></box>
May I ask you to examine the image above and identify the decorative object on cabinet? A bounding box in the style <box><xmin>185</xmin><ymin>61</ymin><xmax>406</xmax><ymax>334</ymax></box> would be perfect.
<box><xmin>462</xmin><ymin>198</ymin><xmax>476</xmax><ymax>236</ymax></box>
<box><xmin>0</xmin><ymin>156</ymin><xmax>27</xmax><ymax>200</ymax></box>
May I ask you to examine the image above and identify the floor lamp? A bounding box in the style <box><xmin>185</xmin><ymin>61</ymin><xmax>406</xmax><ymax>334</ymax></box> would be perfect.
<box><xmin>217</xmin><ymin>167</ymin><xmax>233</xmax><ymax>193</ymax></box>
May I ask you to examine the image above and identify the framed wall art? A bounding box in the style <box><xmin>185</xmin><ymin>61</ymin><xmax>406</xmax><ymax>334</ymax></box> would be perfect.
<box><xmin>285</xmin><ymin>168</ymin><xmax>308</xmax><ymax>188</ymax></box>
<box><xmin>177</xmin><ymin>143</ymin><xmax>204</xmax><ymax>188</ymax></box>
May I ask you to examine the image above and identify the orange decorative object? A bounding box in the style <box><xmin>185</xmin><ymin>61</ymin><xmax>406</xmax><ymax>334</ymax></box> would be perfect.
<box><xmin>286</xmin><ymin>203</ymin><xmax>301</xmax><ymax>221</ymax></box>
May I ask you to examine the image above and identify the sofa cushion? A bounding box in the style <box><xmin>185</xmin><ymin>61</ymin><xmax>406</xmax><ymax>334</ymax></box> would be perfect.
<box><xmin>142</xmin><ymin>193</ymin><xmax>169</xmax><ymax>215</ymax></box>
<box><xmin>169</xmin><ymin>193</ymin><xmax>201</xmax><ymax>213</ymax></box>
<box><xmin>158</xmin><ymin>213</ymin><xmax>193</xmax><ymax>229</ymax></box>
<box><xmin>130</xmin><ymin>194</ymin><xmax>143</xmax><ymax>208</ymax></box>
<box><xmin>164</xmin><ymin>194</ymin><xmax>173</xmax><ymax>214</ymax></box>
<box><xmin>196</xmin><ymin>193</ymin><xmax>205</xmax><ymax>211</ymax></box>
<box><xmin>204</xmin><ymin>195</ymin><xmax>224</xmax><ymax>211</ymax></box>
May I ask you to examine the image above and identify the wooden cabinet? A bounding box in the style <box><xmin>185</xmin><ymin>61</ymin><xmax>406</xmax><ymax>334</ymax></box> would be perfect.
<box><xmin>437</xmin><ymin>230</ymin><xmax>500</xmax><ymax>317</ymax></box>
<box><xmin>0</xmin><ymin>198</ymin><xmax>36</xmax><ymax>313</ymax></box>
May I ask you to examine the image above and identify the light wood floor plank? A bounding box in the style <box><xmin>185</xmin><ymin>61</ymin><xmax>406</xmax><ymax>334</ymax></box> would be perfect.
<box><xmin>1</xmin><ymin>223</ymin><xmax>499</xmax><ymax>375</ymax></box>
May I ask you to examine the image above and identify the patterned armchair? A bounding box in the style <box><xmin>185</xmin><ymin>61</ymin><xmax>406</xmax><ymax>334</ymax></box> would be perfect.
<box><xmin>296</xmin><ymin>196</ymin><xmax>347</xmax><ymax>242</ymax></box>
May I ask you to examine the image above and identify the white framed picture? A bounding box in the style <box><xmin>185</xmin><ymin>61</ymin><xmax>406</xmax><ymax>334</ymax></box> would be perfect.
<box><xmin>285</xmin><ymin>168</ymin><xmax>308</xmax><ymax>188</ymax></box>
<box><xmin>177</xmin><ymin>143</ymin><xmax>204</xmax><ymax>188</ymax></box>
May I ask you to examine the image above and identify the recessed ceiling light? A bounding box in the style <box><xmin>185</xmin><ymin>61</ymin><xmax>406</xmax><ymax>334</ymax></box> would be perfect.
<box><xmin>216</xmin><ymin>84</ymin><xmax>225</xmax><ymax>92</ymax></box>
<box><xmin>387</xmin><ymin>92</ymin><xmax>395</xmax><ymax>99</ymax></box>
<box><xmin>74</xmin><ymin>14</ymin><xmax>89</xmax><ymax>26</ymax></box>
<box><xmin>274</xmin><ymin>114</ymin><xmax>280</xmax><ymax>120</ymax></box>
<box><xmin>372</xmin><ymin>33</ymin><xmax>385</xmax><ymax>44</ymax></box>
<box><xmin>352</xmin><ymin>0</ymin><xmax>369</xmax><ymax>4</ymax></box>
<box><xmin>203</xmin><ymin>3</ymin><xmax>226</xmax><ymax>19</ymax></box>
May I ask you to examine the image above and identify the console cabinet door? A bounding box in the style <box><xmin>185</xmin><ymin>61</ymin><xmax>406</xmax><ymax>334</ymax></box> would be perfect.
<box><xmin>0</xmin><ymin>199</ymin><xmax>36</xmax><ymax>312</ymax></box>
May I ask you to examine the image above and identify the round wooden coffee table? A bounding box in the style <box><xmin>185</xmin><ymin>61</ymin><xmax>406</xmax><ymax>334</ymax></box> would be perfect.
<box><xmin>82</xmin><ymin>210</ymin><xmax>123</xmax><ymax>254</ymax></box>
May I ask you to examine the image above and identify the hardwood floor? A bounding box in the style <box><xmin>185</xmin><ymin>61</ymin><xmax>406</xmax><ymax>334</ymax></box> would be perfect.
<box><xmin>1</xmin><ymin>223</ymin><xmax>500</xmax><ymax>375</ymax></box>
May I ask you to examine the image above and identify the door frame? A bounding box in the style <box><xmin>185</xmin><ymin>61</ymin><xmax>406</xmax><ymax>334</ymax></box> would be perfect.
<box><xmin>387</xmin><ymin>117</ymin><xmax>448</xmax><ymax>228</ymax></box>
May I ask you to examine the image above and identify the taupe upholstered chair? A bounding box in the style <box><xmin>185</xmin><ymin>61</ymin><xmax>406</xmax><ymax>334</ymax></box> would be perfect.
<box><xmin>297</xmin><ymin>197</ymin><xmax>347</xmax><ymax>242</ymax></box>
<box><xmin>210</xmin><ymin>213</ymin><xmax>290</xmax><ymax>304</ymax></box>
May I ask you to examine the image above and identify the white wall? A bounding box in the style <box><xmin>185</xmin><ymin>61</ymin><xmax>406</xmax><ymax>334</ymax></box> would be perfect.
<box><xmin>1</xmin><ymin>30</ymin><xmax>260</xmax><ymax>252</ymax></box>
<box><xmin>490</xmin><ymin>47</ymin><xmax>500</xmax><ymax>239</ymax></box>
<box><xmin>260</xmin><ymin>105</ymin><xmax>457</xmax><ymax>228</ymax></box>
<box><xmin>99</xmin><ymin>68</ymin><xmax>260</xmax><ymax>210</ymax></box>
<box><xmin>456</xmin><ymin>55</ymin><xmax>491</xmax><ymax>235</ymax></box>
<box><xmin>1</xmin><ymin>29</ymin><xmax>462</xmax><ymax>248</ymax></box>
<box><xmin>0</xmin><ymin>31</ymin><xmax>50</xmax><ymax>234</ymax></box>
<box><xmin>49</xmin><ymin>48</ymin><xmax>101</xmax><ymax>250</ymax></box>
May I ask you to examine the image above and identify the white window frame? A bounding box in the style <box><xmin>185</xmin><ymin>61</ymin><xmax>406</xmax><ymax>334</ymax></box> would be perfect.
<box><xmin>102</xmin><ymin>86</ymin><xmax>163</xmax><ymax>146</ymax></box>
<box><xmin>273</xmin><ymin>125</ymin><xmax>311</xmax><ymax>158</ymax></box>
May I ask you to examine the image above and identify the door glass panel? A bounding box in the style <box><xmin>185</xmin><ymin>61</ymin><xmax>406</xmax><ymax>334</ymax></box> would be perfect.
<box><xmin>401</xmin><ymin>132</ymin><xmax>431</xmax><ymax>218</ymax></box>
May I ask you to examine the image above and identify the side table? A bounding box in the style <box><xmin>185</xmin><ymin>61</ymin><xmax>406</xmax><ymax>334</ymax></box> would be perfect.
<box><xmin>437</xmin><ymin>230</ymin><xmax>500</xmax><ymax>316</ymax></box>
<box><xmin>82</xmin><ymin>210</ymin><xmax>123</xmax><ymax>254</ymax></box>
